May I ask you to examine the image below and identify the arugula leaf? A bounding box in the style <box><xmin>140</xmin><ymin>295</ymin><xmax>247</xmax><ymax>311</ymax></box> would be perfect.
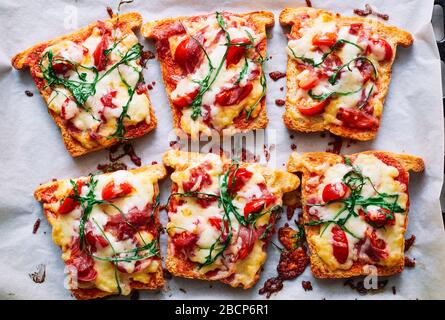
<box><xmin>328</xmin><ymin>56</ymin><xmax>378</xmax><ymax>85</ymax></box>
<box><xmin>235</xmin><ymin>55</ymin><xmax>249</xmax><ymax>85</ymax></box>
<box><xmin>288</xmin><ymin>39</ymin><xmax>363</xmax><ymax>67</ymax></box>
<box><xmin>357</xmin><ymin>85</ymin><xmax>374</xmax><ymax>110</ymax></box>
<box><xmin>167</xmin><ymin>161</ymin><xmax>279</xmax><ymax>267</ymax></box>
<box><xmin>91</xmin><ymin>218</ymin><xmax>122</xmax><ymax>294</ymax></box>
<box><xmin>245</xmin><ymin>69</ymin><xmax>267</xmax><ymax>120</ymax></box>
<box><xmin>306</xmin><ymin>157</ymin><xmax>407</xmax><ymax>238</ymax></box>
<box><xmin>308</xmin><ymin>86</ymin><xmax>362</xmax><ymax>102</ymax></box>
<box><xmin>40</xmin><ymin>43</ymin><xmax>143</xmax><ymax>140</ymax></box>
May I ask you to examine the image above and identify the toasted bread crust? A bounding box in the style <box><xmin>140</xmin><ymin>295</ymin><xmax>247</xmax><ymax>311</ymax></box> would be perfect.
<box><xmin>287</xmin><ymin>151</ymin><xmax>424</xmax><ymax>278</ymax></box>
<box><xmin>12</xmin><ymin>12</ymin><xmax>157</xmax><ymax>157</ymax></box>
<box><xmin>34</xmin><ymin>164</ymin><xmax>167</xmax><ymax>300</ymax></box>
<box><xmin>142</xmin><ymin>11</ymin><xmax>274</xmax><ymax>139</ymax></box>
<box><xmin>163</xmin><ymin>150</ymin><xmax>300</xmax><ymax>288</ymax></box>
<box><xmin>71</xmin><ymin>267</ymin><xmax>164</xmax><ymax>300</ymax></box>
<box><xmin>280</xmin><ymin>7</ymin><xmax>413</xmax><ymax>141</ymax></box>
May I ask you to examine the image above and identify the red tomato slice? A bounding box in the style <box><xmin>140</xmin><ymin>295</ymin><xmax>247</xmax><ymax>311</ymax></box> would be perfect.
<box><xmin>58</xmin><ymin>181</ymin><xmax>85</xmax><ymax>215</ymax></box>
<box><xmin>359</xmin><ymin>207</ymin><xmax>395</xmax><ymax>228</ymax></box>
<box><xmin>312</xmin><ymin>32</ymin><xmax>338</xmax><ymax>47</ymax></box>
<box><xmin>322</xmin><ymin>182</ymin><xmax>348</xmax><ymax>202</ymax></box>
<box><xmin>297</xmin><ymin>98</ymin><xmax>329</xmax><ymax>116</ymax></box>
<box><xmin>93</xmin><ymin>35</ymin><xmax>109</xmax><ymax>71</ymax></box>
<box><xmin>331</xmin><ymin>225</ymin><xmax>349</xmax><ymax>264</ymax></box>
<box><xmin>336</xmin><ymin>107</ymin><xmax>378</xmax><ymax>130</ymax></box>
<box><xmin>172</xmin><ymin>88</ymin><xmax>199</xmax><ymax>109</ymax></box>
<box><xmin>58</xmin><ymin>197</ymin><xmax>78</xmax><ymax>215</ymax></box>
<box><xmin>227</xmin><ymin>167</ymin><xmax>253</xmax><ymax>195</ymax></box>
<box><xmin>298</xmin><ymin>71</ymin><xmax>320</xmax><ymax>90</ymax></box>
<box><xmin>172</xmin><ymin>231</ymin><xmax>199</xmax><ymax>249</ymax></box>
<box><xmin>52</xmin><ymin>62</ymin><xmax>70</xmax><ymax>75</ymax></box>
<box><xmin>243</xmin><ymin>195</ymin><xmax>276</xmax><ymax>218</ymax></box>
<box><xmin>174</xmin><ymin>37</ymin><xmax>203</xmax><ymax>74</ymax></box>
<box><xmin>215</xmin><ymin>82</ymin><xmax>253</xmax><ymax>106</ymax></box>
<box><xmin>226</xmin><ymin>37</ymin><xmax>250</xmax><ymax>67</ymax></box>
<box><xmin>101</xmin><ymin>181</ymin><xmax>133</xmax><ymax>200</ymax></box>
<box><xmin>367</xmin><ymin>38</ymin><xmax>393</xmax><ymax>61</ymax></box>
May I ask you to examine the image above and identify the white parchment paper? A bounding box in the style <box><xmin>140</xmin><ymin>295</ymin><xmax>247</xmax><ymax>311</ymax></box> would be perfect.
<box><xmin>0</xmin><ymin>0</ymin><xmax>444</xmax><ymax>300</ymax></box>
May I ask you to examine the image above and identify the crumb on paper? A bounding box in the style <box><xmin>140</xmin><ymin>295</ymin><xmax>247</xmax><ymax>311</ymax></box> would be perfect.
<box><xmin>405</xmin><ymin>256</ymin><xmax>416</xmax><ymax>268</ymax></box>
<box><xmin>29</xmin><ymin>264</ymin><xmax>46</xmax><ymax>284</ymax></box>
<box><xmin>269</xmin><ymin>71</ymin><xmax>286</xmax><ymax>81</ymax></box>
<box><xmin>106</xmin><ymin>6</ymin><xmax>113</xmax><ymax>18</ymax></box>
<box><xmin>302</xmin><ymin>280</ymin><xmax>313</xmax><ymax>291</ymax></box>
<box><xmin>97</xmin><ymin>162</ymin><xmax>127</xmax><ymax>173</ymax></box>
<box><xmin>32</xmin><ymin>218</ymin><xmax>41</xmax><ymax>234</ymax></box>
<box><xmin>258</xmin><ymin>276</ymin><xmax>283</xmax><ymax>299</ymax></box>
<box><xmin>404</xmin><ymin>235</ymin><xmax>416</xmax><ymax>252</ymax></box>
<box><xmin>344</xmin><ymin>278</ymin><xmax>389</xmax><ymax>295</ymax></box>
<box><xmin>326</xmin><ymin>134</ymin><xmax>343</xmax><ymax>155</ymax></box>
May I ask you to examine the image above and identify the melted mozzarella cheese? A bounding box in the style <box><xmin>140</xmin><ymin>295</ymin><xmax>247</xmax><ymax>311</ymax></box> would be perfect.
<box><xmin>336</xmin><ymin>26</ymin><xmax>362</xmax><ymax>62</ymax></box>
<box><xmin>312</xmin><ymin>65</ymin><xmax>365</xmax><ymax>123</ymax></box>
<box><xmin>228</xmin><ymin>240</ymin><xmax>266</xmax><ymax>287</ymax></box>
<box><xmin>287</xmin><ymin>14</ymin><xmax>337</xmax><ymax>62</ymax></box>
<box><xmin>170</xmin><ymin>14</ymin><xmax>264</xmax><ymax>136</ymax></box>
<box><xmin>51</xmin><ymin>168</ymin><xmax>161</xmax><ymax>295</ymax></box>
<box><xmin>47</xmin><ymin>40</ymin><xmax>85</xmax><ymax>64</ymax></box>
<box><xmin>43</xmin><ymin>25</ymin><xmax>150</xmax><ymax>148</ymax></box>
<box><xmin>168</xmin><ymin>158</ymin><xmax>276</xmax><ymax>282</ymax></box>
<box><xmin>311</xmin><ymin>154</ymin><xmax>408</xmax><ymax>270</ymax></box>
<box><xmin>288</xmin><ymin>17</ymin><xmax>379</xmax><ymax>123</ymax></box>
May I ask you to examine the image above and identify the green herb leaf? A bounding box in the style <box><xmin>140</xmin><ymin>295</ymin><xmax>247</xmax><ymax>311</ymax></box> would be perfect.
<box><xmin>308</xmin><ymin>86</ymin><xmax>362</xmax><ymax>102</ymax></box>
<box><xmin>40</xmin><ymin>43</ymin><xmax>143</xmax><ymax>140</ymax></box>
<box><xmin>306</xmin><ymin>157</ymin><xmax>406</xmax><ymax>239</ymax></box>
<box><xmin>328</xmin><ymin>56</ymin><xmax>377</xmax><ymax>85</ymax></box>
<box><xmin>289</xmin><ymin>39</ymin><xmax>363</xmax><ymax>68</ymax></box>
<box><xmin>357</xmin><ymin>85</ymin><xmax>374</xmax><ymax>110</ymax></box>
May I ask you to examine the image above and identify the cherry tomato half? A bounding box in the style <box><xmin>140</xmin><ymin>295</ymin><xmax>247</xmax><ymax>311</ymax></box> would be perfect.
<box><xmin>101</xmin><ymin>181</ymin><xmax>133</xmax><ymax>200</ymax></box>
<box><xmin>312</xmin><ymin>32</ymin><xmax>338</xmax><ymax>47</ymax></box>
<box><xmin>322</xmin><ymin>182</ymin><xmax>348</xmax><ymax>202</ymax></box>
<box><xmin>297</xmin><ymin>98</ymin><xmax>329</xmax><ymax>116</ymax></box>
<box><xmin>226</xmin><ymin>37</ymin><xmax>250</xmax><ymax>67</ymax></box>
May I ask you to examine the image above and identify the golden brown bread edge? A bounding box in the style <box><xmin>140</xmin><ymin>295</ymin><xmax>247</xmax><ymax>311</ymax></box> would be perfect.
<box><xmin>141</xmin><ymin>11</ymin><xmax>274</xmax><ymax>139</ymax></box>
<box><xmin>12</xmin><ymin>12</ymin><xmax>157</xmax><ymax>157</ymax></box>
<box><xmin>279</xmin><ymin>7</ymin><xmax>413</xmax><ymax>141</ymax></box>
<box><xmin>162</xmin><ymin>149</ymin><xmax>300</xmax><ymax>288</ymax></box>
<box><xmin>287</xmin><ymin>151</ymin><xmax>424</xmax><ymax>278</ymax></box>
<box><xmin>34</xmin><ymin>164</ymin><xmax>167</xmax><ymax>299</ymax></box>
